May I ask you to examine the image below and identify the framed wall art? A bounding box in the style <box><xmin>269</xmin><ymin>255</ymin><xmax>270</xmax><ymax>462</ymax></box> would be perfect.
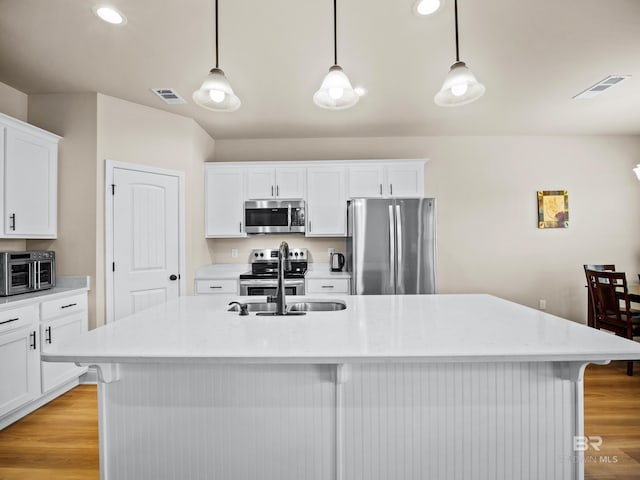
<box><xmin>537</xmin><ymin>190</ymin><xmax>569</xmax><ymax>228</ymax></box>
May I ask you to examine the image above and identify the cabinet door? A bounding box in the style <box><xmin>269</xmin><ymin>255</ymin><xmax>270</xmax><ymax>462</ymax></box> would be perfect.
<box><xmin>275</xmin><ymin>167</ymin><xmax>305</xmax><ymax>198</ymax></box>
<box><xmin>385</xmin><ymin>163</ymin><xmax>424</xmax><ymax>198</ymax></box>
<box><xmin>4</xmin><ymin>128</ymin><xmax>57</xmax><ymax>237</ymax></box>
<box><xmin>0</xmin><ymin>325</ymin><xmax>39</xmax><ymax>417</ymax></box>
<box><xmin>348</xmin><ymin>165</ymin><xmax>384</xmax><ymax>198</ymax></box>
<box><xmin>205</xmin><ymin>166</ymin><xmax>247</xmax><ymax>238</ymax></box>
<box><xmin>246</xmin><ymin>167</ymin><xmax>275</xmax><ymax>199</ymax></box>
<box><xmin>306</xmin><ymin>166</ymin><xmax>347</xmax><ymax>237</ymax></box>
<box><xmin>40</xmin><ymin>312</ymin><xmax>85</xmax><ymax>394</ymax></box>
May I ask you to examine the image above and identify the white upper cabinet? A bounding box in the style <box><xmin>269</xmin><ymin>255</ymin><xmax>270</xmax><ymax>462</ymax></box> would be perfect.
<box><xmin>205</xmin><ymin>165</ymin><xmax>247</xmax><ymax>238</ymax></box>
<box><xmin>348</xmin><ymin>164</ymin><xmax>385</xmax><ymax>197</ymax></box>
<box><xmin>0</xmin><ymin>113</ymin><xmax>60</xmax><ymax>238</ymax></box>
<box><xmin>306</xmin><ymin>166</ymin><xmax>347</xmax><ymax>237</ymax></box>
<box><xmin>246</xmin><ymin>166</ymin><xmax>305</xmax><ymax>199</ymax></box>
<box><xmin>347</xmin><ymin>160</ymin><xmax>424</xmax><ymax>198</ymax></box>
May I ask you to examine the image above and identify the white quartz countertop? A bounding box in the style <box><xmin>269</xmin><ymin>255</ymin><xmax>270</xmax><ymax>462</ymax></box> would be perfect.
<box><xmin>194</xmin><ymin>264</ymin><xmax>249</xmax><ymax>279</ymax></box>
<box><xmin>42</xmin><ymin>294</ymin><xmax>640</xmax><ymax>365</ymax></box>
<box><xmin>0</xmin><ymin>276</ymin><xmax>89</xmax><ymax>311</ymax></box>
<box><xmin>305</xmin><ymin>263</ymin><xmax>351</xmax><ymax>279</ymax></box>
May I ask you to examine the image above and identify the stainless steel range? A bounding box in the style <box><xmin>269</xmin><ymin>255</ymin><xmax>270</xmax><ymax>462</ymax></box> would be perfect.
<box><xmin>239</xmin><ymin>248</ymin><xmax>307</xmax><ymax>296</ymax></box>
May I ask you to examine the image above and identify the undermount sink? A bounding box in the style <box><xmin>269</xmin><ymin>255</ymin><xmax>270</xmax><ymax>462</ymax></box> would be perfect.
<box><xmin>287</xmin><ymin>301</ymin><xmax>347</xmax><ymax>312</ymax></box>
<box><xmin>227</xmin><ymin>302</ymin><xmax>277</xmax><ymax>313</ymax></box>
<box><xmin>227</xmin><ymin>300</ymin><xmax>347</xmax><ymax>313</ymax></box>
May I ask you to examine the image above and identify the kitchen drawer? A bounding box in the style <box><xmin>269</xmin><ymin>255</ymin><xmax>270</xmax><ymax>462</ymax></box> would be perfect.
<box><xmin>306</xmin><ymin>278</ymin><xmax>350</xmax><ymax>294</ymax></box>
<box><xmin>195</xmin><ymin>279</ymin><xmax>238</xmax><ymax>295</ymax></box>
<box><xmin>40</xmin><ymin>293</ymin><xmax>87</xmax><ymax>321</ymax></box>
<box><xmin>0</xmin><ymin>305</ymin><xmax>38</xmax><ymax>334</ymax></box>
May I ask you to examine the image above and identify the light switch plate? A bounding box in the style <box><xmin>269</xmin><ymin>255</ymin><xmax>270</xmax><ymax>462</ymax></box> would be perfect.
<box><xmin>231</xmin><ymin>249</ymin><xmax>238</xmax><ymax>258</ymax></box>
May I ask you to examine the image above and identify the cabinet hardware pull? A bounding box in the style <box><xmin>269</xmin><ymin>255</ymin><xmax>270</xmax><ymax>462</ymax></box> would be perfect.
<box><xmin>390</xmin><ymin>184</ymin><xmax>393</xmax><ymax>195</ymax></box>
<box><xmin>60</xmin><ymin>303</ymin><xmax>77</xmax><ymax>309</ymax></box>
<box><xmin>45</xmin><ymin>326</ymin><xmax>52</xmax><ymax>344</ymax></box>
<box><xmin>271</xmin><ymin>185</ymin><xmax>274</xmax><ymax>196</ymax></box>
<box><xmin>309</xmin><ymin>221</ymin><xmax>311</xmax><ymax>232</ymax></box>
<box><xmin>379</xmin><ymin>184</ymin><xmax>382</xmax><ymax>195</ymax></box>
<box><xmin>30</xmin><ymin>331</ymin><xmax>37</xmax><ymax>350</ymax></box>
<box><xmin>276</xmin><ymin>185</ymin><xmax>279</xmax><ymax>197</ymax></box>
<box><xmin>210</xmin><ymin>285</ymin><xmax>223</xmax><ymax>289</ymax></box>
<box><xmin>0</xmin><ymin>317</ymin><xmax>19</xmax><ymax>325</ymax></box>
<box><xmin>321</xmin><ymin>285</ymin><xmax>334</xmax><ymax>288</ymax></box>
<box><xmin>239</xmin><ymin>221</ymin><xmax>242</xmax><ymax>232</ymax></box>
<box><xmin>9</xmin><ymin>213</ymin><xmax>15</xmax><ymax>231</ymax></box>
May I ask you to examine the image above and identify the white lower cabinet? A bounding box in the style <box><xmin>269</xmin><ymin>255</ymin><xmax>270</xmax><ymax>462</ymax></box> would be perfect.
<box><xmin>0</xmin><ymin>306</ymin><xmax>39</xmax><ymax>418</ymax></box>
<box><xmin>0</xmin><ymin>290</ymin><xmax>88</xmax><ymax>429</ymax></box>
<box><xmin>306</xmin><ymin>278</ymin><xmax>350</xmax><ymax>294</ymax></box>
<box><xmin>195</xmin><ymin>279</ymin><xmax>238</xmax><ymax>295</ymax></box>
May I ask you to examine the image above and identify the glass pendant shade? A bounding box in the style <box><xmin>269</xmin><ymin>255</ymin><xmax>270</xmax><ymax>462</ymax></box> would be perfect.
<box><xmin>434</xmin><ymin>61</ymin><xmax>485</xmax><ymax>107</ymax></box>
<box><xmin>313</xmin><ymin>65</ymin><xmax>359</xmax><ymax>110</ymax></box>
<box><xmin>633</xmin><ymin>164</ymin><xmax>640</xmax><ymax>181</ymax></box>
<box><xmin>193</xmin><ymin>68</ymin><xmax>241</xmax><ymax>112</ymax></box>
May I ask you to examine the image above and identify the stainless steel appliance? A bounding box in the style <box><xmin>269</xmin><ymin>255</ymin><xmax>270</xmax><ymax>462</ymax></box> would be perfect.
<box><xmin>244</xmin><ymin>200</ymin><xmax>305</xmax><ymax>234</ymax></box>
<box><xmin>239</xmin><ymin>248</ymin><xmax>307</xmax><ymax>296</ymax></box>
<box><xmin>0</xmin><ymin>251</ymin><xmax>56</xmax><ymax>296</ymax></box>
<box><xmin>330</xmin><ymin>252</ymin><xmax>345</xmax><ymax>272</ymax></box>
<box><xmin>346</xmin><ymin>198</ymin><xmax>436</xmax><ymax>294</ymax></box>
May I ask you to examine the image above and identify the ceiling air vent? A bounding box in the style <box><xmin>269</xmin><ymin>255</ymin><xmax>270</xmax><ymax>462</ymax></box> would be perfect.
<box><xmin>573</xmin><ymin>75</ymin><xmax>631</xmax><ymax>99</ymax></box>
<box><xmin>151</xmin><ymin>88</ymin><xmax>186</xmax><ymax>104</ymax></box>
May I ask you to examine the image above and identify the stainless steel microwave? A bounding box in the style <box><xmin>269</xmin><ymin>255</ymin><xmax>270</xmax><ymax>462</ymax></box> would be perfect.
<box><xmin>0</xmin><ymin>251</ymin><xmax>56</xmax><ymax>296</ymax></box>
<box><xmin>244</xmin><ymin>200</ymin><xmax>305</xmax><ymax>234</ymax></box>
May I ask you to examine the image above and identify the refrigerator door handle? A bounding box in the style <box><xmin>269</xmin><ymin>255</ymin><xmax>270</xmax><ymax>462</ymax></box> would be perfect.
<box><xmin>395</xmin><ymin>204</ymin><xmax>403</xmax><ymax>292</ymax></box>
<box><xmin>388</xmin><ymin>204</ymin><xmax>396</xmax><ymax>293</ymax></box>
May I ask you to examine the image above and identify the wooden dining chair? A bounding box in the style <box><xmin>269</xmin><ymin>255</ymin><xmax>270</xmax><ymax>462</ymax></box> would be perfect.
<box><xmin>583</xmin><ymin>264</ymin><xmax>616</xmax><ymax>328</ymax></box>
<box><xmin>585</xmin><ymin>269</ymin><xmax>640</xmax><ymax>376</ymax></box>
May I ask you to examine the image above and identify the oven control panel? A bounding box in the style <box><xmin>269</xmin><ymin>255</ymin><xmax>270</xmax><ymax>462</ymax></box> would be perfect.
<box><xmin>250</xmin><ymin>248</ymin><xmax>308</xmax><ymax>262</ymax></box>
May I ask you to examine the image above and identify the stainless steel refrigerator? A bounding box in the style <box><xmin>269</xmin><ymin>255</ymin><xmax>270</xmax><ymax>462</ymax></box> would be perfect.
<box><xmin>346</xmin><ymin>198</ymin><xmax>436</xmax><ymax>294</ymax></box>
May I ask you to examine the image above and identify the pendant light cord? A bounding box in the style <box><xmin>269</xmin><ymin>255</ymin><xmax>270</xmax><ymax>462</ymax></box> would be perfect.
<box><xmin>454</xmin><ymin>0</ymin><xmax>460</xmax><ymax>62</ymax></box>
<box><xmin>333</xmin><ymin>0</ymin><xmax>338</xmax><ymax>65</ymax></box>
<box><xmin>215</xmin><ymin>0</ymin><xmax>219</xmax><ymax>68</ymax></box>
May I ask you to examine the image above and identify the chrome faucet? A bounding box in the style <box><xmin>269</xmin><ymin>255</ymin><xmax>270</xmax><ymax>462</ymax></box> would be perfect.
<box><xmin>269</xmin><ymin>241</ymin><xmax>290</xmax><ymax>315</ymax></box>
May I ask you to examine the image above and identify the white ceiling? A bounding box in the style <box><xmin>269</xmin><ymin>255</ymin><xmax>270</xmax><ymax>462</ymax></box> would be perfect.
<box><xmin>1</xmin><ymin>0</ymin><xmax>639</xmax><ymax>139</ymax></box>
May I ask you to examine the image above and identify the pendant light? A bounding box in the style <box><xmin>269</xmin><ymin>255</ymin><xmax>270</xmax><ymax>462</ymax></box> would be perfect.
<box><xmin>193</xmin><ymin>0</ymin><xmax>241</xmax><ymax>112</ymax></box>
<box><xmin>434</xmin><ymin>0</ymin><xmax>485</xmax><ymax>107</ymax></box>
<box><xmin>313</xmin><ymin>0</ymin><xmax>359</xmax><ymax>110</ymax></box>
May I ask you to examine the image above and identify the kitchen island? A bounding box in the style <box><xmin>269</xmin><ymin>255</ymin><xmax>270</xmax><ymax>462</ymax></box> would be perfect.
<box><xmin>43</xmin><ymin>294</ymin><xmax>640</xmax><ymax>480</ymax></box>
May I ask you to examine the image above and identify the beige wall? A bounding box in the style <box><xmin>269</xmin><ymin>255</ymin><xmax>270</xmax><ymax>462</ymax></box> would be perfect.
<box><xmin>215</xmin><ymin>135</ymin><xmax>640</xmax><ymax>324</ymax></box>
<box><xmin>0</xmin><ymin>81</ymin><xmax>29</xmax><ymax>252</ymax></box>
<box><xmin>96</xmin><ymin>94</ymin><xmax>215</xmax><ymax>326</ymax></box>
<box><xmin>27</xmin><ymin>93</ymin><xmax>99</xmax><ymax>327</ymax></box>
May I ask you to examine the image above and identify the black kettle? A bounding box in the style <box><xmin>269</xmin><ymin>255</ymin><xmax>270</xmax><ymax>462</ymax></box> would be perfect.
<box><xmin>331</xmin><ymin>253</ymin><xmax>345</xmax><ymax>272</ymax></box>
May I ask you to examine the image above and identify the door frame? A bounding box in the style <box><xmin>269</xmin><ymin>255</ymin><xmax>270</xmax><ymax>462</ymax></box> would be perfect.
<box><xmin>105</xmin><ymin>160</ymin><xmax>186</xmax><ymax>324</ymax></box>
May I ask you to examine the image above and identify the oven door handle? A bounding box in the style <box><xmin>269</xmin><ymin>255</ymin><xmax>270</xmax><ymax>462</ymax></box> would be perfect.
<box><xmin>239</xmin><ymin>279</ymin><xmax>305</xmax><ymax>287</ymax></box>
<box><xmin>287</xmin><ymin>204</ymin><xmax>291</xmax><ymax>231</ymax></box>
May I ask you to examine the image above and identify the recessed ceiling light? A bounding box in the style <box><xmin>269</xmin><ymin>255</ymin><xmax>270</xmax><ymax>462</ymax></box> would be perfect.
<box><xmin>413</xmin><ymin>0</ymin><xmax>443</xmax><ymax>16</ymax></box>
<box><xmin>93</xmin><ymin>5</ymin><xmax>127</xmax><ymax>25</ymax></box>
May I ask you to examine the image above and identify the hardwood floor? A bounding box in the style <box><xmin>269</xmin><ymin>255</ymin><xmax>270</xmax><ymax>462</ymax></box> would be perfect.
<box><xmin>0</xmin><ymin>362</ymin><xmax>638</xmax><ymax>479</ymax></box>
<box><xmin>0</xmin><ymin>385</ymin><xmax>99</xmax><ymax>480</ymax></box>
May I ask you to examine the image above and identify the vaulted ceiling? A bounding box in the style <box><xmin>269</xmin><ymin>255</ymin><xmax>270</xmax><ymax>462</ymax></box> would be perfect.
<box><xmin>1</xmin><ymin>0</ymin><xmax>639</xmax><ymax>139</ymax></box>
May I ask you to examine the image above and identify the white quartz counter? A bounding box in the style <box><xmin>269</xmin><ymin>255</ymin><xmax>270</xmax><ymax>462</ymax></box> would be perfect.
<box><xmin>194</xmin><ymin>264</ymin><xmax>249</xmax><ymax>279</ymax></box>
<box><xmin>305</xmin><ymin>262</ymin><xmax>352</xmax><ymax>279</ymax></box>
<box><xmin>0</xmin><ymin>275</ymin><xmax>90</xmax><ymax>312</ymax></box>
<box><xmin>43</xmin><ymin>294</ymin><xmax>640</xmax><ymax>365</ymax></box>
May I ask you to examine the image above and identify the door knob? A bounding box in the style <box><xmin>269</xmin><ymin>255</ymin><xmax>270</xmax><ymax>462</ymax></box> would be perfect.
<box><xmin>169</xmin><ymin>274</ymin><xmax>178</xmax><ymax>281</ymax></box>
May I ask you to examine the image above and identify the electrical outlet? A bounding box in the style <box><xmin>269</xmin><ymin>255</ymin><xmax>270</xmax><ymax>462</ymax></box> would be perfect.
<box><xmin>328</xmin><ymin>247</ymin><xmax>335</xmax><ymax>256</ymax></box>
<box><xmin>231</xmin><ymin>249</ymin><xmax>238</xmax><ymax>258</ymax></box>
<box><xmin>539</xmin><ymin>299</ymin><xmax>547</xmax><ymax>310</ymax></box>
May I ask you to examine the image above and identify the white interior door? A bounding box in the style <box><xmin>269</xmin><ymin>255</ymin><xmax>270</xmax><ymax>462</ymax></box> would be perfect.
<box><xmin>111</xmin><ymin>167</ymin><xmax>181</xmax><ymax>322</ymax></box>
